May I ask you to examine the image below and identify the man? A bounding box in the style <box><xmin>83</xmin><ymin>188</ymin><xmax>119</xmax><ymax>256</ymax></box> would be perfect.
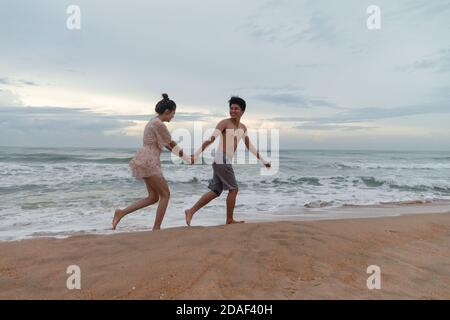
<box><xmin>184</xmin><ymin>96</ymin><xmax>271</xmax><ymax>226</ymax></box>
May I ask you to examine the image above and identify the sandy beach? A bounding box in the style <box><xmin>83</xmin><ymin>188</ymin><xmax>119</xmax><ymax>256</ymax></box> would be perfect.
<box><xmin>1</xmin><ymin>211</ymin><xmax>449</xmax><ymax>300</ymax></box>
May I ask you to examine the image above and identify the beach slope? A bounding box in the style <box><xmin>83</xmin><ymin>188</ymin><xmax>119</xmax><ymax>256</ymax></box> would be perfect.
<box><xmin>1</xmin><ymin>213</ymin><xmax>449</xmax><ymax>299</ymax></box>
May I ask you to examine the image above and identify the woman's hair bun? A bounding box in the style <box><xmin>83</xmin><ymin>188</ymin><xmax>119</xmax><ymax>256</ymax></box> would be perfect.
<box><xmin>155</xmin><ymin>93</ymin><xmax>176</xmax><ymax>114</ymax></box>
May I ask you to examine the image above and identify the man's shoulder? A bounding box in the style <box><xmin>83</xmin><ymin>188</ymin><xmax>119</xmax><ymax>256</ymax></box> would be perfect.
<box><xmin>220</xmin><ymin>118</ymin><xmax>246</xmax><ymax>126</ymax></box>
<box><xmin>217</xmin><ymin>118</ymin><xmax>233</xmax><ymax>127</ymax></box>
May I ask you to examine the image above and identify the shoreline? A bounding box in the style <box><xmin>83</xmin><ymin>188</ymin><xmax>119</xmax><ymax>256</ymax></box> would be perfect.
<box><xmin>1</xmin><ymin>211</ymin><xmax>449</xmax><ymax>299</ymax></box>
<box><xmin>2</xmin><ymin>199</ymin><xmax>450</xmax><ymax>242</ymax></box>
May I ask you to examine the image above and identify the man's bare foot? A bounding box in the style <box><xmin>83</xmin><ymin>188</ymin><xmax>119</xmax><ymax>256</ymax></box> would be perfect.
<box><xmin>226</xmin><ymin>219</ymin><xmax>245</xmax><ymax>224</ymax></box>
<box><xmin>112</xmin><ymin>209</ymin><xmax>124</xmax><ymax>230</ymax></box>
<box><xmin>185</xmin><ymin>209</ymin><xmax>194</xmax><ymax>226</ymax></box>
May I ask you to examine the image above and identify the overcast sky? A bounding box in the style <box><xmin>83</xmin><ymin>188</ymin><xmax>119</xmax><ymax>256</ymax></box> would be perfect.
<box><xmin>1</xmin><ymin>0</ymin><xmax>449</xmax><ymax>150</ymax></box>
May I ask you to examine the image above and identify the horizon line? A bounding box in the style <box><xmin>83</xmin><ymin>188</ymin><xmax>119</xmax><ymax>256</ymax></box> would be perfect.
<box><xmin>1</xmin><ymin>145</ymin><xmax>450</xmax><ymax>153</ymax></box>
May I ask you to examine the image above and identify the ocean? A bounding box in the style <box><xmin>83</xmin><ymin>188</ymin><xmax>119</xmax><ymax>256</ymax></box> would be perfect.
<box><xmin>1</xmin><ymin>146</ymin><xmax>450</xmax><ymax>241</ymax></box>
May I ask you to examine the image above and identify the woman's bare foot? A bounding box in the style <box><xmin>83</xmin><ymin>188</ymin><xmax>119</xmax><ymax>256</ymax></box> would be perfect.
<box><xmin>185</xmin><ymin>209</ymin><xmax>194</xmax><ymax>226</ymax></box>
<box><xmin>226</xmin><ymin>219</ymin><xmax>245</xmax><ymax>224</ymax></box>
<box><xmin>112</xmin><ymin>209</ymin><xmax>124</xmax><ymax>230</ymax></box>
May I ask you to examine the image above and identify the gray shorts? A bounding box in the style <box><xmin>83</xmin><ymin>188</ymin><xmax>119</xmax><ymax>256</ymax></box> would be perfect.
<box><xmin>208</xmin><ymin>160</ymin><xmax>238</xmax><ymax>196</ymax></box>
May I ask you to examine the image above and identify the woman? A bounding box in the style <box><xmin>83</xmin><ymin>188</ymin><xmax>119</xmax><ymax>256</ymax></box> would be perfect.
<box><xmin>112</xmin><ymin>93</ymin><xmax>190</xmax><ymax>230</ymax></box>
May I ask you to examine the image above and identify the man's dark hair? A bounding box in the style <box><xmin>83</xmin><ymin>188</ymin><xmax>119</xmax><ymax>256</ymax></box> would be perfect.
<box><xmin>228</xmin><ymin>96</ymin><xmax>246</xmax><ymax>112</ymax></box>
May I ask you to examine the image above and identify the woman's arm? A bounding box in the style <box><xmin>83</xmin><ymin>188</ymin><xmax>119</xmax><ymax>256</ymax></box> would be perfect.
<box><xmin>166</xmin><ymin>141</ymin><xmax>191</xmax><ymax>163</ymax></box>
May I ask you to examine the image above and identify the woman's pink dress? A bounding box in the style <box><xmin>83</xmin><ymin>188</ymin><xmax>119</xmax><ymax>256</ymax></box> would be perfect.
<box><xmin>129</xmin><ymin>117</ymin><xmax>172</xmax><ymax>179</ymax></box>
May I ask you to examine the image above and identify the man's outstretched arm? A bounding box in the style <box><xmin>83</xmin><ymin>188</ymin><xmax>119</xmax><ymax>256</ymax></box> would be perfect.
<box><xmin>244</xmin><ymin>131</ymin><xmax>271</xmax><ymax>168</ymax></box>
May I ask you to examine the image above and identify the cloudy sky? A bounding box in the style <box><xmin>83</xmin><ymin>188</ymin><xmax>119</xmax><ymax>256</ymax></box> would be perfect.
<box><xmin>1</xmin><ymin>0</ymin><xmax>449</xmax><ymax>150</ymax></box>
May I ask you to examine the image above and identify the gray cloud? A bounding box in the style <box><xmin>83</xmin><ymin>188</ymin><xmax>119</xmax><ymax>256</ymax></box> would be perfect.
<box><xmin>269</xmin><ymin>103</ymin><xmax>450</xmax><ymax>125</ymax></box>
<box><xmin>233</xmin><ymin>84</ymin><xmax>302</xmax><ymax>92</ymax></box>
<box><xmin>100</xmin><ymin>112</ymin><xmax>218</xmax><ymax>122</ymax></box>
<box><xmin>163</xmin><ymin>112</ymin><xmax>220</xmax><ymax>122</ymax></box>
<box><xmin>387</xmin><ymin>0</ymin><xmax>450</xmax><ymax>18</ymax></box>
<box><xmin>254</xmin><ymin>93</ymin><xmax>309</xmax><ymax>106</ymax></box>
<box><xmin>0</xmin><ymin>78</ymin><xmax>12</xmax><ymax>85</ymax></box>
<box><xmin>398</xmin><ymin>48</ymin><xmax>450</xmax><ymax>73</ymax></box>
<box><xmin>295</xmin><ymin>63</ymin><xmax>331</xmax><ymax>69</ymax></box>
<box><xmin>0</xmin><ymin>106</ymin><xmax>130</xmax><ymax>133</ymax></box>
<box><xmin>254</xmin><ymin>92</ymin><xmax>337</xmax><ymax>108</ymax></box>
<box><xmin>18</xmin><ymin>80</ymin><xmax>39</xmax><ymax>86</ymax></box>
<box><xmin>309</xmin><ymin>99</ymin><xmax>337</xmax><ymax>108</ymax></box>
<box><xmin>0</xmin><ymin>89</ymin><xmax>24</xmax><ymax>107</ymax></box>
<box><xmin>242</xmin><ymin>10</ymin><xmax>337</xmax><ymax>47</ymax></box>
<box><xmin>244</xmin><ymin>84</ymin><xmax>338</xmax><ymax>109</ymax></box>
<box><xmin>296</xmin><ymin>124</ymin><xmax>378</xmax><ymax>131</ymax></box>
<box><xmin>0</xmin><ymin>106</ymin><xmax>215</xmax><ymax>147</ymax></box>
<box><xmin>336</xmin><ymin>104</ymin><xmax>450</xmax><ymax>122</ymax></box>
<box><xmin>244</xmin><ymin>22</ymin><xmax>284</xmax><ymax>44</ymax></box>
<box><xmin>434</xmin><ymin>86</ymin><xmax>450</xmax><ymax>100</ymax></box>
<box><xmin>0</xmin><ymin>77</ymin><xmax>39</xmax><ymax>87</ymax></box>
<box><xmin>286</xmin><ymin>12</ymin><xmax>337</xmax><ymax>46</ymax></box>
<box><xmin>0</xmin><ymin>106</ymin><xmax>214</xmax><ymax>123</ymax></box>
<box><xmin>415</xmin><ymin>49</ymin><xmax>450</xmax><ymax>73</ymax></box>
